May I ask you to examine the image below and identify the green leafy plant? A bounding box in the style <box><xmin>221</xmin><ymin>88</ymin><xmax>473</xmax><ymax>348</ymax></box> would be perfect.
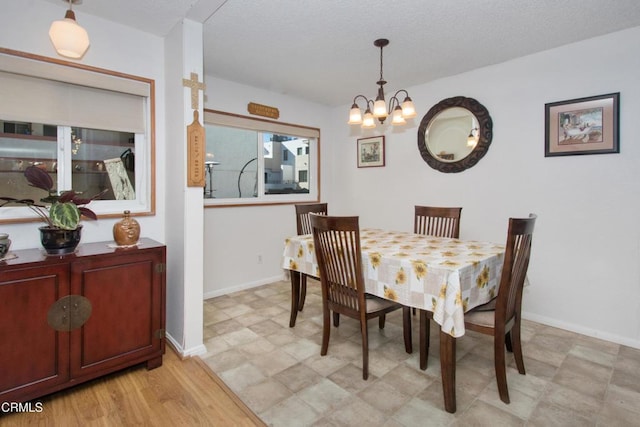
<box><xmin>0</xmin><ymin>165</ymin><xmax>106</xmax><ymax>230</ymax></box>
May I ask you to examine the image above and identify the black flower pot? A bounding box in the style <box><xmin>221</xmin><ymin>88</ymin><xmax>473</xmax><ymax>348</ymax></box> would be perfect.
<box><xmin>39</xmin><ymin>225</ymin><xmax>82</xmax><ymax>255</ymax></box>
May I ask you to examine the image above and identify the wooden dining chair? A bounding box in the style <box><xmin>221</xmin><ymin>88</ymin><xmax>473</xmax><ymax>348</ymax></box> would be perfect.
<box><xmin>294</xmin><ymin>203</ymin><xmax>328</xmax><ymax>311</ymax></box>
<box><xmin>310</xmin><ymin>214</ymin><xmax>412</xmax><ymax>380</ymax></box>
<box><xmin>464</xmin><ymin>213</ymin><xmax>536</xmax><ymax>403</ymax></box>
<box><xmin>422</xmin><ymin>214</ymin><xmax>537</xmax><ymax>404</ymax></box>
<box><xmin>414</xmin><ymin>206</ymin><xmax>463</xmax><ymax>325</ymax></box>
<box><xmin>414</xmin><ymin>206</ymin><xmax>462</xmax><ymax>238</ymax></box>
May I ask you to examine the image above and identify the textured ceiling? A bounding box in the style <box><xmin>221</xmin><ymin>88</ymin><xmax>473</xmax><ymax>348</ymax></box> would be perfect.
<box><xmin>43</xmin><ymin>0</ymin><xmax>640</xmax><ymax>106</ymax></box>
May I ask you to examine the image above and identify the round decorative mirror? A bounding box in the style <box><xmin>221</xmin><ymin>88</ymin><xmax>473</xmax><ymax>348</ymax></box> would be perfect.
<box><xmin>417</xmin><ymin>96</ymin><xmax>492</xmax><ymax>173</ymax></box>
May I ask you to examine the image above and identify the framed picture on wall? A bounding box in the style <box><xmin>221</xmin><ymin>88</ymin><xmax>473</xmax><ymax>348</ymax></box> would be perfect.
<box><xmin>357</xmin><ymin>136</ymin><xmax>385</xmax><ymax>168</ymax></box>
<box><xmin>545</xmin><ymin>92</ymin><xmax>619</xmax><ymax>157</ymax></box>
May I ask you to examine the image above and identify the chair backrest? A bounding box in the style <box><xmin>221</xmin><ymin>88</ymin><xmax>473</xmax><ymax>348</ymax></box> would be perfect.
<box><xmin>495</xmin><ymin>214</ymin><xmax>537</xmax><ymax>325</ymax></box>
<box><xmin>414</xmin><ymin>206</ymin><xmax>462</xmax><ymax>238</ymax></box>
<box><xmin>310</xmin><ymin>214</ymin><xmax>365</xmax><ymax>316</ymax></box>
<box><xmin>295</xmin><ymin>203</ymin><xmax>328</xmax><ymax>235</ymax></box>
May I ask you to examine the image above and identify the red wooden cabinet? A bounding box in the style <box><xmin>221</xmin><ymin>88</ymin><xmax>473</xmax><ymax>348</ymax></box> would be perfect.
<box><xmin>0</xmin><ymin>239</ymin><xmax>166</xmax><ymax>403</ymax></box>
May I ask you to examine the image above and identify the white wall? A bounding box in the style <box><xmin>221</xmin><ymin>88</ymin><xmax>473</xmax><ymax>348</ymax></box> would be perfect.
<box><xmin>326</xmin><ymin>27</ymin><xmax>640</xmax><ymax>348</ymax></box>
<box><xmin>0</xmin><ymin>1</ymin><xmax>166</xmax><ymax>248</ymax></box>
<box><xmin>202</xmin><ymin>77</ymin><xmax>333</xmax><ymax>298</ymax></box>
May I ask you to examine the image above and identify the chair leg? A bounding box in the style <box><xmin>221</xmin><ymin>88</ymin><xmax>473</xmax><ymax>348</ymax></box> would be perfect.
<box><xmin>298</xmin><ymin>274</ymin><xmax>307</xmax><ymax>311</ymax></box>
<box><xmin>419</xmin><ymin>309</ymin><xmax>430</xmax><ymax>370</ymax></box>
<box><xmin>494</xmin><ymin>333</ymin><xmax>510</xmax><ymax>404</ymax></box>
<box><xmin>378</xmin><ymin>314</ymin><xmax>386</xmax><ymax>329</ymax></box>
<box><xmin>321</xmin><ymin>308</ymin><xmax>331</xmax><ymax>356</ymax></box>
<box><xmin>511</xmin><ymin>321</ymin><xmax>526</xmax><ymax>375</ymax></box>
<box><xmin>361</xmin><ymin>318</ymin><xmax>369</xmax><ymax>380</ymax></box>
<box><xmin>505</xmin><ymin>330</ymin><xmax>513</xmax><ymax>352</ymax></box>
<box><xmin>289</xmin><ymin>271</ymin><xmax>301</xmax><ymax>328</ymax></box>
<box><xmin>412</xmin><ymin>307</ymin><xmax>416</xmax><ymax>316</ymax></box>
<box><xmin>333</xmin><ymin>312</ymin><xmax>340</xmax><ymax>327</ymax></box>
<box><xmin>403</xmin><ymin>307</ymin><xmax>412</xmax><ymax>353</ymax></box>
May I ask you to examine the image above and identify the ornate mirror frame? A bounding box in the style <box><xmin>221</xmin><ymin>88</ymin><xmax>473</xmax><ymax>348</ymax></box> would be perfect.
<box><xmin>417</xmin><ymin>96</ymin><xmax>493</xmax><ymax>173</ymax></box>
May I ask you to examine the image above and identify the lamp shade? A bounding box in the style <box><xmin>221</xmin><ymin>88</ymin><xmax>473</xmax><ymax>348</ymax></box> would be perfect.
<box><xmin>373</xmin><ymin>98</ymin><xmax>387</xmax><ymax>118</ymax></box>
<box><xmin>391</xmin><ymin>106</ymin><xmax>406</xmax><ymax>125</ymax></box>
<box><xmin>348</xmin><ymin>105</ymin><xmax>363</xmax><ymax>125</ymax></box>
<box><xmin>49</xmin><ymin>10</ymin><xmax>90</xmax><ymax>59</ymax></box>
<box><xmin>401</xmin><ymin>97</ymin><xmax>416</xmax><ymax>118</ymax></box>
<box><xmin>361</xmin><ymin>110</ymin><xmax>376</xmax><ymax>129</ymax></box>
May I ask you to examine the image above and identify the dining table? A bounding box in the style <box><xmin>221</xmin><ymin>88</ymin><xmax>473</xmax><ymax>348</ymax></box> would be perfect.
<box><xmin>282</xmin><ymin>228</ymin><xmax>506</xmax><ymax>413</ymax></box>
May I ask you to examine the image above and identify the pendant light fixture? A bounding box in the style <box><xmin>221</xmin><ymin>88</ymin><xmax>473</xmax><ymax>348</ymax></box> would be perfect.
<box><xmin>348</xmin><ymin>38</ymin><xmax>416</xmax><ymax>129</ymax></box>
<box><xmin>49</xmin><ymin>0</ymin><xmax>90</xmax><ymax>59</ymax></box>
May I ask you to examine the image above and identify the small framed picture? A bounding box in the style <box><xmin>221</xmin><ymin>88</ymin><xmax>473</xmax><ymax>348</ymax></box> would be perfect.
<box><xmin>357</xmin><ymin>136</ymin><xmax>385</xmax><ymax>168</ymax></box>
<box><xmin>545</xmin><ymin>92</ymin><xmax>619</xmax><ymax>157</ymax></box>
<box><xmin>104</xmin><ymin>157</ymin><xmax>136</xmax><ymax>200</ymax></box>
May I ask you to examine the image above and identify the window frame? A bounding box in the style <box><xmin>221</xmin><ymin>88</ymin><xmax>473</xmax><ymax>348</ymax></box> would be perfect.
<box><xmin>203</xmin><ymin>109</ymin><xmax>320</xmax><ymax>208</ymax></box>
<box><xmin>0</xmin><ymin>48</ymin><xmax>155</xmax><ymax>224</ymax></box>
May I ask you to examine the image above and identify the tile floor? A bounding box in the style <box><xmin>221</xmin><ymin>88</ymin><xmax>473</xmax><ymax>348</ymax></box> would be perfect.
<box><xmin>200</xmin><ymin>279</ymin><xmax>640</xmax><ymax>426</ymax></box>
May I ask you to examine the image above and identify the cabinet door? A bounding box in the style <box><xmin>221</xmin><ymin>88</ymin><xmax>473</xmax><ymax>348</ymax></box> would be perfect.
<box><xmin>69</xmin><ymin>249</ymin><xmax>164</xmax><ymax>380</ymax></box>
<box><xmin>0</xmin><ymin>264</ymin><xmax>70</xmax><ymax>402</ymax></box>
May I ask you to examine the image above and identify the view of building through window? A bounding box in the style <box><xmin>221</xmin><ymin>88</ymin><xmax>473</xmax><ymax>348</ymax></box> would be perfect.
<box><xmin>205</xmin><ymin>125</ymin><xmax>312</xmax><ymax>200</ymax></box>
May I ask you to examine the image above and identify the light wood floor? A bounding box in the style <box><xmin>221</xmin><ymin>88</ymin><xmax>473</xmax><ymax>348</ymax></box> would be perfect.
<box><xmin>1</xmin><ymin>346</ymin><xmax>265</xmax><ymax>426</ymax></box>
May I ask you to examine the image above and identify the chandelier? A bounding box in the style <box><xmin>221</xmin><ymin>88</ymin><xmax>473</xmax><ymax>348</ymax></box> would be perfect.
<box><xmin>348</xmin><ymin>39</ymin><xmax>416</xmax><ymax>129</ymax></box>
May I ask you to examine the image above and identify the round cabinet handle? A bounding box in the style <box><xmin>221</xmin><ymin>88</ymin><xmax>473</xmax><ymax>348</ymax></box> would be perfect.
<box><xmin>48</xmin><ymin>295</ymin><xmax>92</xmax><ymax>331</ymax></box>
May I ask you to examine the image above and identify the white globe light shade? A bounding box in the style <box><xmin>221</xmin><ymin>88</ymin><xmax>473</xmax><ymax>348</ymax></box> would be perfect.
<box><xmin>49</xmin><ymin>14</ymin><xmax>90</xmax><ymax>59</ymax></box>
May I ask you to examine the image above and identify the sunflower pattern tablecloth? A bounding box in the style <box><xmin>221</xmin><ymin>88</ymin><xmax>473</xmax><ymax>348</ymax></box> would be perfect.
<box><xmin>282</xmin><ymin>228</ymin><xmax>505</xmax><ymax>337</ymax></box>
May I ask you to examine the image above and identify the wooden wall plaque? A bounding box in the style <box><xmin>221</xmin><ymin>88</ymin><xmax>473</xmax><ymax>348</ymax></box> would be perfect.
<box><xmin>187</xmin><ymin>110</ymin><xmax>205</xmax><ymax>187</ymax></box>
<box><xmin>248</xmin><ymin>102</ymin><xmax>280</xmax><ymax>119</ymax></box>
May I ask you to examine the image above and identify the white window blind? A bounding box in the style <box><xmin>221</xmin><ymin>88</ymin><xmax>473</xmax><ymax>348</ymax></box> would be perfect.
<box><xmin>0</xmin><ymin>51</ymin><xmax>148</xmax><ymax>134</ymax></box>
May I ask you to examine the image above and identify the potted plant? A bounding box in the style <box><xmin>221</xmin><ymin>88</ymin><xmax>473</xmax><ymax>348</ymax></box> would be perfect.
<box><xmin>0</xmin><ymin>165</ymin><xmax>107</xmax><ymax>254</ymax></box>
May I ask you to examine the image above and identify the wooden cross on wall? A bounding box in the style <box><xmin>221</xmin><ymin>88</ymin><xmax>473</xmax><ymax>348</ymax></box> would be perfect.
<box><xmin>182</xmin><ymin>72</ymin><xmax>205</xmax><ymax>109</ymax></box>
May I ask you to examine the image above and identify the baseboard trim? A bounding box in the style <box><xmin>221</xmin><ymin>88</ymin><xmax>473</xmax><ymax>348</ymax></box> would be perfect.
<box><xmin>522</xmin><ymin>311</ymin><xmax>640</xmax><ymax>349</ymax></box>
<box><xmin>165</xmin><ymin>332</ymin><xmax>208</xmax><ymax>358</ymax></box>
<box><xmin>203</xmin><ymin>274</ymin><xmax>285</xmax><ymax>300</ymax></box>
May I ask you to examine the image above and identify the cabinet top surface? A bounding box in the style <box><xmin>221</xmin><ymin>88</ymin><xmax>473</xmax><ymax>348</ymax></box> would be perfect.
<box><xmin>0</xmin><ymin>238</ymin><xmax>165</xmax><ymax>268</ymax></box>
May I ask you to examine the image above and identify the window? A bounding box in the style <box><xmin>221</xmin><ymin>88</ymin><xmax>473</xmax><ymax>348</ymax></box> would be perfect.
<box><xmin>203</xmin><ymin>110</ymin><xmax>319</xmax><ymax>206</ymax></box>
<box><xmin>0</xmin><ymin>124</ymin><xmax>136</xmax><ymax>202</ymax></box>
<box><xmin>0</xmin><ymin>49</ymin><xmax>154</xmax><ymax>223</ymax></box>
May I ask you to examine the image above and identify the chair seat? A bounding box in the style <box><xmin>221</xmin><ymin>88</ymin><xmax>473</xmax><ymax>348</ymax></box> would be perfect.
<box><xmin>464</xmin><ymin>308</ymin><xmax>495</xmax><ymax>328</ymax></box>
<box><xmin>365</xmin><ymin>294</ymin><xmax>400</xmax><ymax>313</ymax></box>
